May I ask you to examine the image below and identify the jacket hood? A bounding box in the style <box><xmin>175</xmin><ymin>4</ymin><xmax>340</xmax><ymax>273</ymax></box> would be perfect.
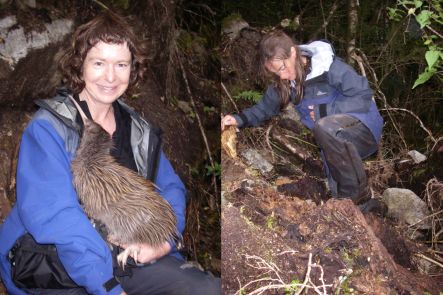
<box><xmin>298</xmin><ymin>41</ymin><xmax>335</xmax><ymax>80</ymax></box>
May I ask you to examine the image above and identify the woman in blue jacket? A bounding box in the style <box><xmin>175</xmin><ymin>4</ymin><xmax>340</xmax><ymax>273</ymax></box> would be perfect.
<box><xmin>222</xmin><ymin>31</ymin><xmax>383</xmax><ymax>204</ymax></box>
<box><xmin>0</xmin><ymin>12</ymin><xmax>219</xmax><ymax>295</ymax></box>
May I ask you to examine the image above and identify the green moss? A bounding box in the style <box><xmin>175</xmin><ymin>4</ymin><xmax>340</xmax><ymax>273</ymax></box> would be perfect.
<box><xmin>177</xmin><ymin>31</ymin><xmax>208</xmax><ymax>52</ymax></box>
<box><xmin>266</xmin><ymin>212</ymin><xmax>277</xmax><ymax>230</ymax></box>
<box><xmin>221</xmin><ymin>12</ymin><xmax>245</xmax><ymax>31</ymax></box>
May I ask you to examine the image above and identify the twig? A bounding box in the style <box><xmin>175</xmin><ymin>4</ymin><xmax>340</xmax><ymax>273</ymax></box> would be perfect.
<box><xmin>91</xmin><ymin>0</ymin><xmax>110</xmax><ymax>10</ymax></box>
<box><xmin>175</xmin><ymin>45</ymin><xmax>219</xmax><ymax>207</ymax></box>
<box><xmin>414</xmin><ymin>253</ymin><xmax>443</xmax><ymax>269</ymax></box>
<box><xmin>276</xmin><ymin>250</ymin><xmax>299</xmax><ymax>256</ymax></box>
<box><xmin>408</xmin><ymin>209</ymin><xmax>443</xmax><ymax>228</ymax></box>
<box><xmin>265</xmin><ymin>124</ymin><xmax>275</xmax><ymax>161</ymax></box>
<box><xmin>380</xmin><ymin>107</ymin><xmax>437</xmax><ymax>144</ymax></box>
<box><xmin>271</xmin><ymin>128</ymin><xmax>311</xmax><ymax>161</ymax></box>
<box><xmin>221</xmin><ymin>82</ymin><xmax>239</xmax><ymax>113</ymax></box>
<box><xmin>296</xmin><ymin>252</ymin><xmax>314</xmax><ymax>295</ymax></box>
<box><xmin>431</xmin><ymin>137</ymin><xmax>443</xmax><ymax>152</ymax></box>
<box><xmin>310</xmin><ymin>0</ymin><xmax>340</xmax><ymax>40</ymax></box>
<box><xmin>285</xmin><ymin>134</ymin><xmax>318</xmax><ymax>148</ymax></box>
<box><xmin>353</xmin><ymin>47</ymin><xmax>408</xmax><ymax>150</ymax></box>
<box><xmin>236</xmin><ymin>252</ymin><xmax>332</xmax><ymax>295</ymax></box>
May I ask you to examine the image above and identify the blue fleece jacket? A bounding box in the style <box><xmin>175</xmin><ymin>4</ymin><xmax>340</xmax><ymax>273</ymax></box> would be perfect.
<box><xmin>0</xmin><ymin>103</ymin><xmax>186</xmax><ymax>294</ymax></box>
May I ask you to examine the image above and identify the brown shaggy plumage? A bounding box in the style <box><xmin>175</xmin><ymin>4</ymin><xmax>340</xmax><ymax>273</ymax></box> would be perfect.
<box><xmin>71</xmin><ymin>121</ymin><xmax>178</xmax><ymax>264</ymax></box>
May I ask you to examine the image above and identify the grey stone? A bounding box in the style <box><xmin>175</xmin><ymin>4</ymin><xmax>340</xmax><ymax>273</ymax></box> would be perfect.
<box><xmin>407</xmin><ymin>150</ymin><xmax>427</xmax><ymax>164</ymax></box>
<box><xmin>382</xmin><ymin>188</ymin><xmax>431</xmax><ymax>229</ymax></box>
<box><xmin>241</xmin><ymin>149</ymin><xmax>273</xmax><ymax>175</ymax></box>
<box><xmin>222</xmin><ymin>16</ymin><xmax>249</xmax><ymax>39</ymax></box>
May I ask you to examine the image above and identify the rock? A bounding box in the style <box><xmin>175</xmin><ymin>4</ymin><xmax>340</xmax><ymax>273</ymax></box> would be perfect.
<box><xmin>221</xmin><ymin>13</ymin><xmax>249</xmax><ymax>39</ymax></box>
<box><xmin>241</xmin><ymin>149</ymin><xmax>273</xmax><ymax>176</ymax></box>
<box><xmin>0</xmin><ymin>16</ymin><xmax>73</xmax><ymax>69</ymax></box>
<box><xmin>407</xmin><ymin>150</ymin><xmax>427</xmax><ymax>164</ymax></box>
<box><xmin>381</xmin><ymin>188</ymin><xmax>431</xmax><ymax>229</ymax></box>
<box><xmin>176</xmin><ymin>100</ymin><xmax>193</xmax><ymax>114</ymax></box>
<box><xmin>280</xmin><ymin>18</ymin><xmax>291</xmax><ymax>27</ymax></box>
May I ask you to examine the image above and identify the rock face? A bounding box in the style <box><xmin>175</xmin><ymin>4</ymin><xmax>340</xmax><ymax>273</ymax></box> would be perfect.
<box><xmin>0</xmin><ymin>13</ymin><xmax>74</xmax><ymax>106</ymax></box>
<box><xmin>0</xmin><ymin>15</ymin><xmax>73</xmax><ymax>69</ymax></box>
<box><xmin>221</xmin><ymin>14</ymin><xmax>249</xmax><ymax>39</ymax></box>
<box><xmin>382</xmin><ymin>188</ymin><xmax>431</xmax><ymax>229</ymax></box>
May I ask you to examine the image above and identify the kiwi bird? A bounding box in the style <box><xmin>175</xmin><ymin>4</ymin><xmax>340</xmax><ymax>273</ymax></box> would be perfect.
<box><xmin>71</xmin><ymin>120</ymin><xmax>178</xmax><ymax>267</ymax></box>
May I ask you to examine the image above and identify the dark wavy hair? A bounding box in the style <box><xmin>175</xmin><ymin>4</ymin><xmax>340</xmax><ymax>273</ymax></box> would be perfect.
<box><xmin>59</xmin><ymin>12</ymin><xmax>148</xmax><ymax>96</ymax></box>
<box><xmin>259</xmin><ymin>31</ymin><xmax>306</xmax><ymax>108</ymax></box>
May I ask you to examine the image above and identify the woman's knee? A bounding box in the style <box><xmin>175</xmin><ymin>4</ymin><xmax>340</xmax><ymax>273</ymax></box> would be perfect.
<box><xmin>313</xmin><ymin>117</ymin><xmax>339</xmax><ymax>145</ymax></box>
<box><xmin>188</xmin><ymin>275</ymin><xmax>221</xmax><ymax>295</ymax></box>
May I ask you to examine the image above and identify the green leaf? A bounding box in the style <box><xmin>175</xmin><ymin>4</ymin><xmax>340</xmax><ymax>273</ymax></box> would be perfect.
<box><xmin>425</xmin><ymin>50</ymin><xmax>440</xmax><ymax>68</ymax></box>
<box><xmin>414</xmin><ymin>0</ymin><xmax>423</xmax><ymax>8</ymax></box>
<box><xmin>387</xmin><ymin>7</ymin><xmax>405</xmax><ymax>21</ymax></box>
<box><xmin>416</xmin><ymin>10</ymin><xmax>433</xmax><ymax>28</ymax></box>
<box><xmin>412</xmin><ymin>68</ymin><xmax>436</xmax><ymax>88</ymax></box>
<box><xmin>233</xmin><ymin>90</ymin><xmax>263</xmax><ymax>103</ymax></box>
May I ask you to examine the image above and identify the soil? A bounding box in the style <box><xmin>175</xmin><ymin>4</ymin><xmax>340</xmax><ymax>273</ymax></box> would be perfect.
<box><xmin>221</xmin><ymin>139</ymin><xmax>443</xmax><ymax>294</ymax></box>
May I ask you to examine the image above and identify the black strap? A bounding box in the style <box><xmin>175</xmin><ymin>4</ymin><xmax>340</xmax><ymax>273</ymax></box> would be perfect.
<box><xmin>103</xmin><ymin>277</ymin><xmax>120</xmax><ymax>292</ymax></box>
<box><xmin>319</xmin><ymin>104</ymin><xmax>327</xmax><ymax>118</ymax></box>
<box><xmin>73</xmin><ymin>94</ymin><xmax>93</xmax><ymax>120</ymax></box>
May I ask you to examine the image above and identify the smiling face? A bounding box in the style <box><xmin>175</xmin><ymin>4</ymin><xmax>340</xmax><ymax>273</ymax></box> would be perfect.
<box><xmin>79</xmin><ymin>41</ymin><xmax>132</xmax><ymax>105</ymax></box>
<box><xmin>265</xmin><ymin>46</ymin><xmax>297</xmax><ymax>81</ymax></box>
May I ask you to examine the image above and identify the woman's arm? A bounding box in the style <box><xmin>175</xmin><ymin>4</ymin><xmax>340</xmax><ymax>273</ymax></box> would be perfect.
<box><xmin>154</xmin><ymin>152</ymin><xmax>187</xmax><ymax>237</ymax></box>
<box><xmin>231</xmin><ymin>85</ymin><xmax>282</xmax><ymax>128</ymax></box>
<box><xmin>17</xmin><ymin>119</ymin><xmax>123</xmax><ymax>295</ymax></box>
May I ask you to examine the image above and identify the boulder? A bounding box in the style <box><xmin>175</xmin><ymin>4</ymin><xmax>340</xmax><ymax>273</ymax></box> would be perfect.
<box><xmin>382</xmin><ymin>188</ymin><xmax>431</xmax><ymax>229</ymax></box>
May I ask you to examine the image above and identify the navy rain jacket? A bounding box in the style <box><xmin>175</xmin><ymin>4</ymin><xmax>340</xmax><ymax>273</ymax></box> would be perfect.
<box><xmin>233</xmin><ymin>41</ymin><xmax>383</xmax><ymax>148</ymax></box>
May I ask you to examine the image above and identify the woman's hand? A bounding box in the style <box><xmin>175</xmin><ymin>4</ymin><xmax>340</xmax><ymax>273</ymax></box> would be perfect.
<box><xmin>221</xmin><ymin>115</ymin><xmax>238</xmax><ymax>131</ymax></box>
<box><xmin>121</xmin><ymin>241</ymin><xmax>171</xmax><ymax>264</ymax></box>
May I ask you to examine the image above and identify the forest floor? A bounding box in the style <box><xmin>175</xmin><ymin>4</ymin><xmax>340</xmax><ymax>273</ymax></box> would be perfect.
<box><xmin>220</xmin><ymin>24</ymin><xmax>443</xmax><ymax>294</ymax></box>
<box><xmin>221</xmin><ymin>119</ymin><xmax>443</xmax><ymax>295</ymax></box>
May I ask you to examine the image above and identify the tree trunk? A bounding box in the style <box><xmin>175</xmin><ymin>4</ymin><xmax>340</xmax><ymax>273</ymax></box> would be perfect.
<box><xmin>347</xmin><ymin>0</ymin><xmax>358</xmax><ymax>65</ymax></box>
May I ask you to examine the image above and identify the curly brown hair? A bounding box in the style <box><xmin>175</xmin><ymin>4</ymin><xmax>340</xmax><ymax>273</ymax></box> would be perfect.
<box><xmin>59</xmin><ymin>12</ymin><xmax>148</xmax><ymax>96</ymax></box>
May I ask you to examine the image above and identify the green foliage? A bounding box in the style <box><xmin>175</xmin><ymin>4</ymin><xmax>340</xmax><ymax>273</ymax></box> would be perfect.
<box><xmin>233</xmin><ymin>90</ymin><xmax>263</xmax><ymax>103</ymax></box>
<box><xmin>387</xmin><ymin>7</ymin><xmax>405</xmax><ymax>21</ymax></box>
<box><xmin>177</xmin><ymin>30</ymin><xmax>208</xmax><ymax>53</ymax></box>
<box><xmin>221</xmin><ymin>12</ymin><xmax>245</xmax><ymax>31</ymax></box>
<box><xmin>203</xmin><ymin>106</ymin><xmax>216</xmax><ymax>113</ymax></box>
<box><xmin>266</xmin><ymin>212</ymin><xmax>277</xmax><ymax>229</ymax></box>
<box><xmin>389</xmin><ymin>0</ymin><xmax>443</xmax><ymax>88</ymax></box>
<box><xmin>206</xmin><ymin>162</ymin><xmax>221</xmax><ymax>178</ymax></box>
<box><xmin>284</xmin><ymin>279</ymin><xmax>300</xmax><ymax>295</ymax></box>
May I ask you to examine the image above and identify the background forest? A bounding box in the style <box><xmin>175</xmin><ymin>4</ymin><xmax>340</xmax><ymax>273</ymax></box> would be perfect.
<box><xmin>221</xmin><ymin>0</ymin><xmax>442</xmax><ymax>153</ymax></box>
